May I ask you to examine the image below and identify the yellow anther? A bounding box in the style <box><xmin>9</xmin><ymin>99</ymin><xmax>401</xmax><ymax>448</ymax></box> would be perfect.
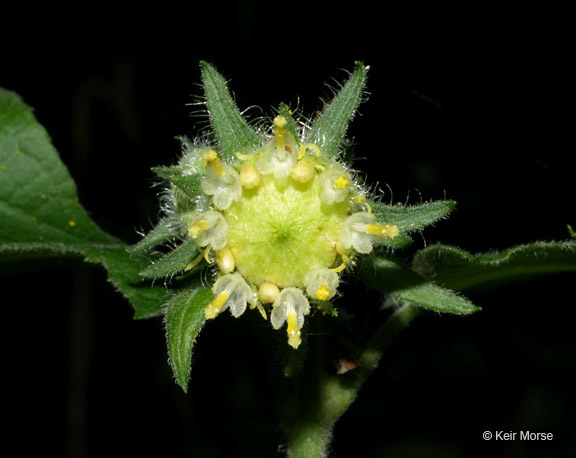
<box><xmin>290</xmin><ymin>159</ymin><xmax>316</xmax><ymax>183</ymax></box>
<box><xmin>204</xmin><ymin>149</ymin><xmax>225</xmax><ymax>176</ymax></box>
<box><xmin>188</xmin><ymin>220</ymin><xmax>208</xmax><ymax>239</ymax></box>
<box><xmin>334</xmin><ymin>175</ymin><xmax>349</xmax><ymax>190</ymax></box>
<box><xmin>216</xmin><ymin>246</ymin><xmax>235</xmax><ymax>274</ymax></box>
<box><xmin>316</xmin><ymin>282</ymin><xmax>331</xmax><ymax>301</ymax></box>
<box><xmin>297</xmin><ymin>143</ymin><xmax>306</xmax><ymax>160</ymax></box>
<box><xmin>273</xmin><ymin>115</ymin><xmax>287</xmax><ymax>149</ymax></box>
<box><xmin>258</xmin><ymin>281</ymin><xmax>280</xmax><ymax>304</ymax></box>
<box><xmin>286</xmin><ymin>308</ymin><xmax>301</xmax><ymax>349</ymax></box>
<box><xmin>365</xmin><ymin>223</ymin><xmax>400</xmax><ymax>238</ymax></box>
<box><xmin>239</xmin><ymin>162</ymin><xmax>261</xmax><ymax>189</ymax></box>
<box><xmin>205</xmin><ymin>291</ymin><xmax>229</xmax><ymax>319</ymax></box>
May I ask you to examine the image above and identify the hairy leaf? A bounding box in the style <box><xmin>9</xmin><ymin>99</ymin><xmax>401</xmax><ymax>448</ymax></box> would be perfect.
<box><xmin>413</xmin><ymin>241</ymin><xmax>576</xmax><ymax>291</ymax></box>
<box><xmin>0</xmin><ymin>88</ymin><xmax>119</xmax><ymax>250</ymax></box>
<box><xmin>358</xmin><ymin>253</ymin><xmax>480</xmax><ymax>314</ymax></box>
<box><xmin>0</xmin><ymin>88</ymin><xmax>167</xmax><ymax>319</ymax></box>
<box><xmin>165</xmin><ymin>286</ymin><xmax>213</xmax><ymax>392</ymax></box>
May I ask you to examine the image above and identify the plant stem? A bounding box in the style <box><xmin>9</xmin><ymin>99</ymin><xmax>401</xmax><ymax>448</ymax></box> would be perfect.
<box><xmin>282</xmin><ymin>303</ymin><xmax>421</xmax><ymax>457</ymax></box>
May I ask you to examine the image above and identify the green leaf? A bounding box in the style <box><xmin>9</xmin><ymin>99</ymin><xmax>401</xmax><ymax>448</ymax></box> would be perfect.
<box><xmin>413</xmin><ymin>241</ymin><xmax>576</xmax><ymax>291</ymax></box>
<box><xmin>307</xmin><ymin>61</ymin><xmax>367</xmax><ymax>158</ymax></box>
<box><xmin>371</xmin><ymin>200</ymin><xmax>456</xmax><ymax>233</ymax></box>
<box><xmin>358</xmin><ymin>253</ymin><xmax>480</xmax><ymax>314</ymax></box>
<box><xmin>0</xmin><ymin>88</ymin><xmax>168</xmax><ymax>319</ymax></box>
<box><xmin>0</xmin><ymin>88</ymin><xmax>119</xmax><ymax>250</ymax></box>
<box><xmin>139</xmin><ymin>238</ymin><xmax>200</xmax><ymax>279</ymax></box>
<box><xmin>85</xmin><ymin>246</ymin><xmax>171</xmax><ymax>319</ymax></box>
<box><xmin>200</xmin><ymin>61</ymin><xmax>261</xmax><ymax>160</ymax></box>
<box><xmin>165</xmin><ymin>285</ymin><xmax>213</xmax><ymax>392</ymax></box>
<box><xmin>151</xmin><ymin>166</ymin><xmax>204</xmax><ymax>200</ymax></box>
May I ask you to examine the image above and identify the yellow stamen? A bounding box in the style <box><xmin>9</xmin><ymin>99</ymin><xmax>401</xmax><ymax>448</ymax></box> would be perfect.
<box><xmin>286</xmin><ymin>308</ymin><xmax>301</xmax><ymax>349</ymax></box>
<box><xmin>304</xmin><ymin>143</ymin><xmax>321</xmax><ymax>158</ymax></box>
<box><xmin>273</xmin><ymin>115</ymin><xmax>287</xmax><ymax>149</ymax></box>
<box><xmin>334</xmin><ymin>175</ymin><xmax>349</xmax><ymax>190</ymax></box>
<box><xmin>205</xmin><ymin>291</ymin><xmax>229</xmax><ymax>319</ymax></box>
<box><xmin>365</xmin><ymin>224</ymin><xmax>400</xmax><ymax>238</ymax></box>
<box><xmin>188</xmin><ymin>220</ymin><xmax>208</xmax><ymax>239</ymax></box>
<box><xmin>316</xmin><ymin>282</ymin><xmax>331</xmax><ymax>301</ymax></box>
<box><xmin>354</xmin><ymin>195</ymin><xmax>372</xmax><ymax>213</ymax></box>
<box><xmin>203</xmin><ymin>245</ymin><xmax>214</xmax><ymax>264</ymax></box>
<box><xmin>204</xmin><ymin>149</ymin><xmax>225</xmax><ymax>176</ymax></box>
<box><xmin>185</xmin><ymin>252</ymin><xmax>205</xmax><ymax>271</ymax></box>
<box><xmin>297</xmin><ymin>143</ymin><xmax>306</xmax><ymax>160</ymax></box>
<box><xmin>330</xmin><ymin>262</ymin><xmax>347</xmax><ymax>273</ymax></box>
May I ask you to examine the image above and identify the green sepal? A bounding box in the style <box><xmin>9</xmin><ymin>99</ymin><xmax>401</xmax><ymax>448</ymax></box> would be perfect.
<box><xmin>130</xmin><ymin>218</ymin><xmax>177</xmax><ymax>253</ymax></box>
<box><xmin>151</xmin><ymin>166</ymin><xmax>204</xmax><ymax>200</ymax></box>
<box><xmin>307</xmin><ymin>61</ymin><xmax>367</xmax><ymax>159</ymax></box>
<box><xmin>278</xmin><ymin>102</ymin><xmax>301</xmax><ymax>145</ymax></box>
<box><xmin>200</xmin><ymin>61</ymin><xmax>261</xmax><ymax>160</ymax></box>
<box><xmin>165</xmin><ymin>285</ymin><xmax>213</xmax><ymax>393</ymax></box>
<box><xmin>371</xmin><ymin>200</ymin><xmax>457</xmax><ymax>233</ymax></box>
<box><xmin>413</xmin><ymin>241</ymin><xmax>576</xmax><ymax>291</ymax></box>
<box><xmin>358</xmin><ymin>252</ymin><xmax>481</xmax><ymax>315</ymax></box>
<box><xmin>139</xmin><ymin>237</ymin><xmax>200</xmax><ymax>279</ymax></box>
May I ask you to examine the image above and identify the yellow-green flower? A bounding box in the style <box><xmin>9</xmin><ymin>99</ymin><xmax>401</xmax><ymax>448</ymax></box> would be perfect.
<box><xmin>139</xmin><ymin>61</ymin><xmax>401</xmax><ymax>349</ymax></box>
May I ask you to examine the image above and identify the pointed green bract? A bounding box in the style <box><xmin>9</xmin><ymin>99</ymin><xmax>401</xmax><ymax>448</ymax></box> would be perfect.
<box><xmin>130</xmin><ymin>218</ymin><xmax>177</xmax><ymax>253</ymax></box>
<box><xmin>165</xmin><ymin>286</ymin><xmax>213</xmax><ymax>392</ymax></box>
<box><xmin>358</xmin><ymin>253</ymin><xmax>481</xmax><ymax>314</ymax></box>
<box><xmin>139</xmin><ymin>238</ymin><xmax>200</xmax><ymax>279</ymax></box>
<box><xmin>413</xmin><ymin>241</ymin><xmax>576</xmax><ymax>291</ymax></box>
<box><xmin>200</xmin><ymin>61</ymin><xmax>261</xmax><ymax>159</ymax></box>
<box><xmin>307</xmin><ymin>61</ymin><xmax>367</xmax><ymax>158</ymax></box>
<box><xmin>152</xmin><ymin>166</ymin><xmax>204</xmax><ymax>199</ymax></box>
<box><xmin>371</xmin><ymin>200</ymin><xmax>457</xmax><ymax>233</ymax></box>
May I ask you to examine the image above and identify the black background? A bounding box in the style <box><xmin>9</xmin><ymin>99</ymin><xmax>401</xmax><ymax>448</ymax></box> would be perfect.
<box><xmin>1</xmin><ymin>3</ymin><xmax>574</xmax><ymax>457</ymax></box>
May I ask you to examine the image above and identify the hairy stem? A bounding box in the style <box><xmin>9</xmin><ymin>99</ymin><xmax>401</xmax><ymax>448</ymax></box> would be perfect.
<box><xmin>282</xmin><ymin>303</ymin><xmax>421</xmax><ymax>457</ymax></box>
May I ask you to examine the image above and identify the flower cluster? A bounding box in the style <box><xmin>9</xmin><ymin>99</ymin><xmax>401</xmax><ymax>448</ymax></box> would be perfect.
<box><xmin>164</xmin><ymin>114</ymin><xmax>398</xmax><ymax>349</ymax></box>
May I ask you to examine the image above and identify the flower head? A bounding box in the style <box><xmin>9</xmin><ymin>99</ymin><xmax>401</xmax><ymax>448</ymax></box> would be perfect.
<box><xmin>137</xmin><ymin>62</ymin><xmax>401</xmax><ymax>349</ymax></box>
